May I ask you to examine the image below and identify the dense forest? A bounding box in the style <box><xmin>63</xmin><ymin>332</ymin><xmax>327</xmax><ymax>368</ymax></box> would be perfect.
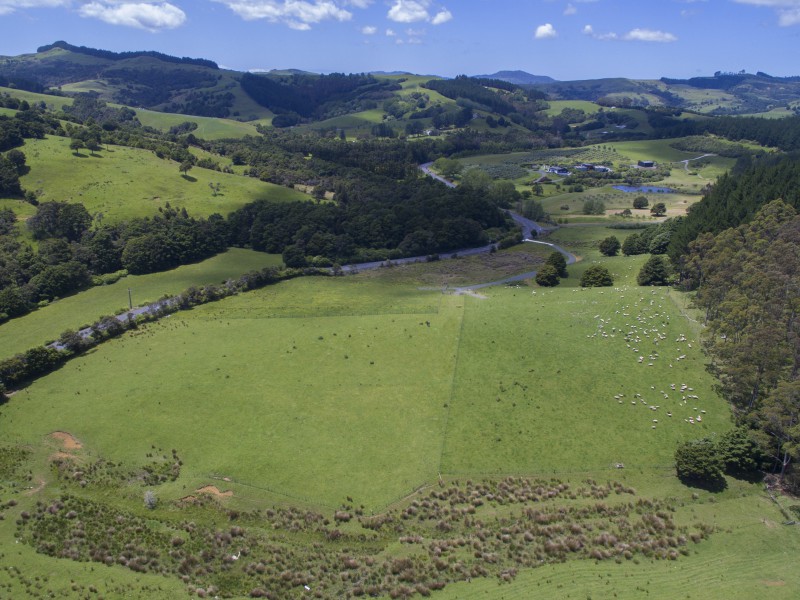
<box><xmin>241</xmin><ymin>72</ymin><xmax>400</xmax><ymax>123</ymax></box>
<box><xmin>668</xmin><ymin>153</ymin><xmax>800</xmax><ymax>263</ymax></box>
<box><xmin>36</xmin><ymin>41</ymin><xmax>219</xmax><ymax>69</ymax></box>
<box><xmin>682</xmin><ymin>201</ymin><xmax>800</xmax><ymax>491</ymax></box>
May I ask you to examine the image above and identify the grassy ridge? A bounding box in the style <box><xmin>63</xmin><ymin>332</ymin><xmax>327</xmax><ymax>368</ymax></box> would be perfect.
<box><xmin>0</xmin><ymin>248</ymin><xmax>282</xmax><ymax>359</ymax></box>
<box><xmin>16</xmin><ymin>136</ymin><xmax>308</xmax><ymax>221</ymax></box>
<box><xmin>0</xmin><ymin>85</ymin><xmax>266</xmax><ymax>139</ymax></box>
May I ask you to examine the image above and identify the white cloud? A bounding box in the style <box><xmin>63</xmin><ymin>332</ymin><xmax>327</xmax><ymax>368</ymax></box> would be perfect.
<box><xmin>215</xmin><ymin>1</ymin><xmax>353</xmax><ymax>29</ymax></box>
<box><xmin>0</xmin><ymin>0</ymin><xmax>68</xmax><ymax>15</ymax></box>
<box><xmin>387</xmin><ymin>0</ymin><xmax>428</xmax><ymax>22</ymax></box>
<box><xmin>623</xmin><ymin>28</ymin><xmax>677</xmax><ymax>42</ymax></box>
<box><xmin>431</xmin><ymin>8</ymin><xmax>451</xmax><ymax>24</ymax></box>
<box><xmin>534</xmin><ymin>22</ymin><xmax>557</xmax><ymax>38</ymax></box>
<box><xmin>361</xmin><ymin>24</ymin><xmax>376</xmax><ymax>34</ymax></box>
<box><xmin>79</xmin><ymin>2</ymin><xmax>186</xmax><ymax>31</ymax></box>
<box><xmin>564</xmin><ymin>2</ymin><xmax>576</xmax><ymax>15</ymax></box>
<box><xmin>386</xmin><ymin>0</ymin><xmax>451</xmax><ymax>25</ymax></box>
<box><xmin>733</xmin><ymin>0</ymin><xmax>800</xmax><ymax>25</ymax></box>
<box><xmin>778</xmin><ymin>7</ymin><xmax>800</xmax><ymax>23</ymax></box>
<box><xmin>345</xmin><ymin>0</ymin><xmax>371</xmax><ymax>6</ymax></box>
<box><xmin>733</xmin><ymin>0</ymin><xmax>800</xmax><ymax>5</ymax></box>
<box><xmin>385</xmin><ymin>27</ymin><xmax>395</xmax><ymax>35</ymax></box>
<box><xmin>585</xmin><ymin>23</ymin><xmax>672</xmax><ymax>41</ymax></box>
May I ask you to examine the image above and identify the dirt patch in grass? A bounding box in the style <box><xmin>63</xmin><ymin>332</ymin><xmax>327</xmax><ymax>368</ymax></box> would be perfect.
<box><xmin>49</xmin><ymin>431</ymin><xmax>82</xmax><ymax>450</ymax></box>
<box><xmin>48</xmin><ymin>451</ymin><xmax>74</xmax><ymax>462</ymax></box>
<box><xmin>196</xmin><ymin>485</ymin><xmax>233</xmax><ymax>498</ymax></box>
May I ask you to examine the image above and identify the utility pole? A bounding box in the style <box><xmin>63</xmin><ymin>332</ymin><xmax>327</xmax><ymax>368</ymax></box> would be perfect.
<box><xmin>128</xmin><ymin>288</ymin><xmax>132</xmax><ymax>310</ymax></box>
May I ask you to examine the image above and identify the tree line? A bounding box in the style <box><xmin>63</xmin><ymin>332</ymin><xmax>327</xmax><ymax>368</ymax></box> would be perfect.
<box><xmin>680</xmin><ymin>200</ymin><xmax>799</xmax><ymax>491</ymax></box>
<box><xmin>0</xmin><ymin>202</ymin><xmax>228</xmax><ymax>323</ymax></box>
<box><xmin>37</xmin><ymin>41</ymin><xmax>219</xmax><ymax>69</ymax></box>
<box><xmin>668</xmin><ymin>153</ymin><xmax>800</xmax><ymax>264</ymax></box>
<box><xmin>0</xmin><ymin>264</ymin><xmax>329</xmax><ymax>399</ymax></box>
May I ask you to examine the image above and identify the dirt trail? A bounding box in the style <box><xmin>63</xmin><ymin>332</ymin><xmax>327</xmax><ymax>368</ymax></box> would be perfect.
<box><xmin>196</xmin><ymin>485</ymin><xmax>233</xmax><ymax>498</ymax></box>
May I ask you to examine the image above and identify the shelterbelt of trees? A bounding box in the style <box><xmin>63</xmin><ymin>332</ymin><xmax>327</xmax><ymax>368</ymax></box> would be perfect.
<box><xmin>680</xmin><ymin>200</ymin><xmax>800</xmax><ymax>492</ymax></box>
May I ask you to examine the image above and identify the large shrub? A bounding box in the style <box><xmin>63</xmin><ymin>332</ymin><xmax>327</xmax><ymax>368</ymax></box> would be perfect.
<box><xmin>580</xmin><ymin>265</ymin><xmax>613</xmax><ymax>287</ymax></box>
<box><xmin>637</xmin><ymin>255</ymin><xmax>671</xmax><ymax>286</ymax></box>
<box><xmin>598</xmin><ymin>235</ymin><xmax>620</xmax><ymax>256</ymax></box>
<box><xmin>545</xmin><ymin>251</ymin><xmax>568</xmax><ymax>278</ymax></box>
<box><xmin>675</xmin><ymin>438</ymin><xmax>725</xmax><ymax>487</ymax></box>
<box><xmin>535</xmin><ymin>264</ymin><xmax>560</xmax><ymax>287</ymax></box>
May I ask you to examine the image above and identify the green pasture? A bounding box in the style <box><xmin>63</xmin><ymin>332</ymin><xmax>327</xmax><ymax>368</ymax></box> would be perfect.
<box><xmin>543</xmin><ymin>186</ymin><xmax>701</xmax><ymax>218</ymax></box>
<box><xmin>14</xmin><ymin>136</ymin><xmax>307</xmax><ymax>221</ymax></box>
<box><xmin>739</xmin><ymin>107</ymin><xmax>795</xmax><ymax>119</ymax></box>
<box><xmin>0</xmin><ymin>197</ymin><xmax>37</xmax><ymax>222</ymax></box>
<box><xmin>607</xmin><ymin>138</ymin><xmax>702</xmax><ymax>164</ymax></box>
<box><xmin>4</xmin><ymin>246</ymin><xmax>728</xmax><ymax>509</ymax></box>
<box><xmin>665</xmin><ymin>156</ymin><xmax>736</xmax><ymax>194</ymax></box>
<box><xmin>0</xmin><ymin>85</ymin><xmax>266</xmax><ymax>139</ymax></box>
<box><xmin>0</xmin><ymin>239</ymin><xmax>795</xmax><ymax>598</ymax></box>
<box><xmin>441</xmin><ymin>277</ymin><xmax>730</xmax><ymax>474</ymax></box>
<box><xmin>1</xmin><ymin>139</ymin><xmax>795</xmax><ymax>598</ymax></box>
<box><xmin>59</xmin><ymin>79</ymin><xmax>115</xmax><ymax>95</ymax></box>
<box><xmin>295</xmin><ymin>109</ymin><xmax>385</xmax><ymax>135</ymax></box>
<box><xmin>134</xmin><ymin>109</ymin><xmax>263</xmax><ymax>139</ymax></box>
<box><xmin>0</xmin><ymin>248</ymin><xmax>282</xmax><ymax>360</ymax></box>
<box><xmin>3</xmin><ymin>277</ymin><xmax>457</xmax><ymax>509</ymax></box>
<box><xmin>0</xmin><ymin>85</ymin><xmax>73</xmax><ymax>111</ymax></box>
<box><xmin>542</xmin><ymin>100</ymin><xmax>602</xmax><ymax>117</ymax></box>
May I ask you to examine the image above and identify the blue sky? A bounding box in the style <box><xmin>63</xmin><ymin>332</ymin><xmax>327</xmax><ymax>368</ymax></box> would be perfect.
<box><xmin>1</xmin><ymin>1</ymin><xmax>800</xmax><ymax>80</ymax></box>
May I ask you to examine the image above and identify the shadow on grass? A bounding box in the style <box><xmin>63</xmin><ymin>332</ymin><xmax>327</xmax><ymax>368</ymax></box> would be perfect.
<box><xmin>679</xmin><ymin>475</ymin><xmax>728</xmax><ymax>493</ymax></box>
<box><xmin>181</xmin><ymin>174</ymin><xmax>198</xmax><ymax>182</ymax></box>
<box><xmin>729</xmin><ymin>470</ymin><xmax>765</xmax><ymax>484</ymax></box>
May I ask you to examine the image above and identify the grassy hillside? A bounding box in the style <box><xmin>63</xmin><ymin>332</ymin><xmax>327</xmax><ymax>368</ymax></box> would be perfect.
<box><xmin>14</xmin><ymin>136</ymin><xmax>308</xmax><ymax>221</ymax></box>
<box><xmin>0</xmin><ymin>85</ymin><xmax>265</xmax><ymax>139</ymax></box>
<box><xmin>0</xmin><ymin>225</ymin><xmax>796</xmax><ymax>598</ymax></box>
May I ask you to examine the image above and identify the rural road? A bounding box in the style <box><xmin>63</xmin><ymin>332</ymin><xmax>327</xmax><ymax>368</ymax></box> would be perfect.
<box><xmin>341</xmin><ymin>166</ymin><xmax>577</xmax><ymax>289</ymax></box>
<box><xmin>676</xmin><ymin>153</ymin><xmax>716</xmax><ymax>180</ymax></box>
<box><xmin>419</xmin><ymin>162</ymin><xmax>456</xmax><ymax>188</ymax></box>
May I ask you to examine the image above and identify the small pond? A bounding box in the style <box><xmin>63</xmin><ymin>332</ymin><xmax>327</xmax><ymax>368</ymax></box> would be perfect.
<box><xmin>613</xmin><ymin>185</ymin><xmax>675</xmax><ymax>193</ymax></box>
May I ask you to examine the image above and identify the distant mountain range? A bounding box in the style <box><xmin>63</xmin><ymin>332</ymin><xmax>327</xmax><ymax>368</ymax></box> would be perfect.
<box><xmin>2</xmin><ymin>42</ymin><xmax>800</xmax><ymax>123</ymax></box>
<box><xmin>474</xmin><ymin>70</ymin><xmax>557</xmax><ymax>85</ymax></box>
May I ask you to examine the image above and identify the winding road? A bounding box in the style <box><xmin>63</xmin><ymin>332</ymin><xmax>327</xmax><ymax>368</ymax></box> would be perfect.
<box><xmin>341</xmin><ymin>165</ymin><xmax>577</xmax><ymax>290</ymax></box>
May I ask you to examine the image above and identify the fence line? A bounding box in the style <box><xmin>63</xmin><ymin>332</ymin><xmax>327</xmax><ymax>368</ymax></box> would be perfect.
<box><xmin>764</xmin><ymin>483</ymin><xmax>798</xmax><ymax>525</ymax></box>
<box><xmin>194</xmin><ymin>307</ymin><xmax>441</xmax><ymax>320</ymax></box>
